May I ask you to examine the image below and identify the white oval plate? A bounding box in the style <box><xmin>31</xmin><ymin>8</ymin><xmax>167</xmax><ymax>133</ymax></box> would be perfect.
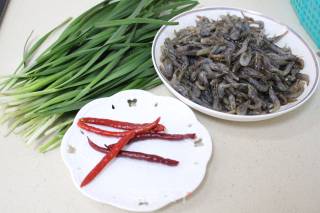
<box><xmin>61</xmin><ymin>90</ymin><xmax>212</xmax><ymax>212</ymax></box>
<box><xmin>152</xmin><ymin>7</ymin><xmax>320</xmax><ymax>122</ymax></box>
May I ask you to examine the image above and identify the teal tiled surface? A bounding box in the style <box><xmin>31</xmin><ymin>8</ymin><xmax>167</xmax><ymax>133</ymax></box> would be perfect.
<box><xmin>291</xmin><ymin>0</ymin><xmax>320</xmax><ymax>48</ymax></box>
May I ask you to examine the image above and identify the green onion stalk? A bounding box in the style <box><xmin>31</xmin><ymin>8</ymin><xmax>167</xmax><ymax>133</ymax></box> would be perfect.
<box><xmin>0</xmin><ymin>0</ymin><xmax>198</xmax><ymax>152</ymax></box>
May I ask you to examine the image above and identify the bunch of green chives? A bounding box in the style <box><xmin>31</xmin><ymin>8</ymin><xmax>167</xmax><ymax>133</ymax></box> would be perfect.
<box><xmin>0</xmin><ymin>0</ymin><xmax>198</xmax><ymax>152</ymax></box>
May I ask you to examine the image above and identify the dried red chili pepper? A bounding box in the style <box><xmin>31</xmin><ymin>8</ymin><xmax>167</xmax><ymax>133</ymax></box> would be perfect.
<box><xmin>77</xmin><ymin>121</ymin><xmax>129</xmax><ymax>137</ymax></box>
<box><xmin>79</xmin><ymin>117</ymin><xmax>165</xmax><ymax>132</ymax></box>
<box><xmin>114</xmin><ymin>149</ymin><xmax>178</xmax><ymax>166</ymax></box>
<box><xmin>87</xmin><ymin>137</ymin><xmax>108</xmax><ymax>153</ymax></box>
<box><xmin>80</xmin><ymin>132</ymin><xmax>135</xmax><ymax>187</ymax></box>
<box><xmin>87</xmin><ymin>138</ymin><xmax>178</xmax><ymax>166</ymax></box>
<box><xmin>133</xmin><ymin>132</ymin><xmax>196</xmax><ymax>141</ymax></box>
<box><xmin>80</xmin><ymin>118</ymin><xmax>160</xmax><ymax>187</ymax></box>
<box><xmin>78</xmin><ymin>121</ymin><xmax>196</xmax><ymax>140</ymax></box>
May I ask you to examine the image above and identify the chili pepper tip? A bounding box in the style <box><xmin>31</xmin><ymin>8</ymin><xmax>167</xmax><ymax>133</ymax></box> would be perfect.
<box><xmin>80</xmin><ymin>179</ymin><xmax>89</xmax><ymax>188</ymax></box>
<box><xmin>168</xmin><ymin>160</ymin><xmax>179</xmax><ymax>166</ymax></box>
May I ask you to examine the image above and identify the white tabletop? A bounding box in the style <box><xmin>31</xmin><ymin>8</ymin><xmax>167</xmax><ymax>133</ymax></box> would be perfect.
<box><xmin>0</xmin><ymin>0</ymin><xmax>319</xmax><ymax>213</ymax></box>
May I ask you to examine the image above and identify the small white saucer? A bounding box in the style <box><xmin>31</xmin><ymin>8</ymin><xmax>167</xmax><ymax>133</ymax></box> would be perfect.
<box><xmin>61</xmin><ymin>90</ymin><xmax>212</xmax><ymax>212</ymax></box>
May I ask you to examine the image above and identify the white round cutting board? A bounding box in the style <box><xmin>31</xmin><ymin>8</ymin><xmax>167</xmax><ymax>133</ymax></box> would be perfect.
<box><xmin>61</xmin><ymin>90</ymin><xmax>212</xmax><ymax>212</ymax></box>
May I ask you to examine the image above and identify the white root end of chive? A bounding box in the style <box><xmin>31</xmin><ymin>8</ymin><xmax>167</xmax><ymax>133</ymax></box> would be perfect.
<box><xmin>44</xmin><ymin>119</ymin><xmax>73</xmax><ymax>136</ymax></box>
<box><xmin>25</xmin><ymin>115</ymin><xmax>60</xmax><ymax>145</ymax></box>
<box><xmin>7</xmin><ymin>116</ymin><xmax>36</xmax><ymax>133</ymax></box>
<box><xmin>3</xmin><ymin>106</ymin><xmax>18</xmax><ymax>113</ymax></box>
<box><xmin>17</xmin><ymin>118</ymin><xmax>43</xmax><ymax>137</ymax></box>
<box><xmin>0</xmin><ymin>96</ymin><xmax>15</xmax><ymax>103</ymax></box>
<box><xmin>7</xmin><ymin>99</ymin><xmax>30</xmax><ymax>106</ymax></box>
<box><xmin>17</xmin><ymin>120</ymin><xmax>40</xmax><ymax>137</ymax></box>
<box><xmin>0</xmin><ymin>115</ymin><xmax>10</xmax><ymax>124</ymax></box>
<box><xmin>14</xmin><ymin>124</ymin><xmax>34</xmax><ymax>136</ymax></box>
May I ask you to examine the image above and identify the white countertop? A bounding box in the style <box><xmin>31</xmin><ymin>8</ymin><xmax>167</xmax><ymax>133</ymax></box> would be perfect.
<box><xmin>0</xmin><ymin>0</ymin><xmax>319</xmax><ymax>212</ymax></box>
